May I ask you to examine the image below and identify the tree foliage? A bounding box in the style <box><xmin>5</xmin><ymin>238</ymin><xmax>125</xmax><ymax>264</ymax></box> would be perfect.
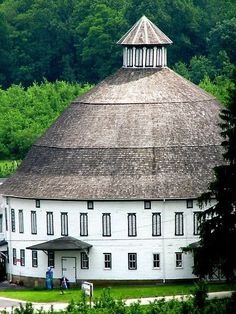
<box><xmin>190</xmin><ymin>69</ymin><xmax>236</xmax><ymax>280</ymax></box>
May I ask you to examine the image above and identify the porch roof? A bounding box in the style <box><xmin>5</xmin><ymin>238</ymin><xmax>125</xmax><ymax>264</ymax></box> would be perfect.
<box><xmin>26</xmin><ymin>236</ymin><xmax>92</xmax><ymax>251</ymax></box>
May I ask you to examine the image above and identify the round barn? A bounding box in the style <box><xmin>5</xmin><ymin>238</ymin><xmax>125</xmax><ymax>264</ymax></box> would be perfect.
<box><xmin>0</xmin><ymin>16</ymin><xmax>223</xmax><ymax>287</ymax></box>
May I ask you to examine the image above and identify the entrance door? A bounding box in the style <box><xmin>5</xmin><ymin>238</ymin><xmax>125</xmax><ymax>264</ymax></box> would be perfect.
<box><xmin>61</xmin><ymin>257</ymin><xmax>76</xmax><ymax>282</ymax></box>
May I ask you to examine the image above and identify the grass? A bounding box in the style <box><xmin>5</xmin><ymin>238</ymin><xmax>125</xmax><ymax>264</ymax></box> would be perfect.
<box><xmin>0</xmin><ymin>282</ymin><xmax>235</xmax><ymax>303</ymax></box>
<box><xmin>0</xmin><ymin>160</ymin><xmax>21</xmax><ymax>177</ymax></box>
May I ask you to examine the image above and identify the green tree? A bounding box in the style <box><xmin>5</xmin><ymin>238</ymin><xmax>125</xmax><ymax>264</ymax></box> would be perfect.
<box><xmin>191</xmin><ymin>69</ymin><xmax>236</xmax><ymax>280</ymax></box>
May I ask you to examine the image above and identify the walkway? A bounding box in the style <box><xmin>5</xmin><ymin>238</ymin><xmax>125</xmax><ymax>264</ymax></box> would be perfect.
<box><xmin>0</xmin><ymin>291</ymin><xmax>234</xmax><ymax>312</ymax></box>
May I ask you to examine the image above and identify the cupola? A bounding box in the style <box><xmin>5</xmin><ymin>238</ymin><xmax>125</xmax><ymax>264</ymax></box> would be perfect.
<box><xmin>117</xmin><ymin>15</ymin><xmax>172</xmax><ymax>68</ymax></box>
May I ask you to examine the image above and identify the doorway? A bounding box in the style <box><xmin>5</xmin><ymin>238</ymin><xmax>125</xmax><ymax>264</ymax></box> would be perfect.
<box><xmin>61</xmin><ymin>257</ymin><xmax>76</xmax><ymax>283</ymax></box>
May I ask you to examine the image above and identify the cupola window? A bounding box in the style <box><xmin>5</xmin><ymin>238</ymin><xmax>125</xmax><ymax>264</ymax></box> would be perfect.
<box><xmin>127</xmin><ymin>48</ymin><xmax>133</xmax><ymax>67</ymax></box>
<box><xmin>146</xmin><ymin>48</ymin><xmax>154</xmax><ymax>67</ymax></box>
<box><xmin>135</xmin><ymin>48</ymin><xmax>143</xmax><ymax>67</ymax></box>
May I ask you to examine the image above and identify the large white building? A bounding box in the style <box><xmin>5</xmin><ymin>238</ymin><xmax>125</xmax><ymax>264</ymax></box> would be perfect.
<box><xmin>0</xmin><ymin>16</ymin><xmax>222</xmax><ymax>287</ymax></box>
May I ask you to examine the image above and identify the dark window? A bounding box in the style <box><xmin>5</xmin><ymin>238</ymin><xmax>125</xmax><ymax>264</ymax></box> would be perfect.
<box><xmin>187</xmin><ymin>199</ymin><xmax>193</xmax><ymax>208</ymax></box>
<box><xmin>31</xmin><ymin>211</ymin><xmax>37</xmax><ymax>234</ymax></box>
<box><xmin>193</xmin><ymin>212</ymin><xmax>201</xmax><ymax>235</ymax></box>
<box><xmin>0</xmin><ymin>214</ymin><xmax>3</xmax><ymax>233</ymax></box>
<box><xmin>46</xmin><ymin>212</ymin><xmax>54</xmax><ymax>235</ymax></box>
<box><xmin>87</xmin><ymin>201</ymin><xmax>94</xmax><ymax>210</ymax></box>
<box><xmin>128</xmin><ymin>253</ymin><xmax>137</xmax><ymax>270</ymax></box>
<box><xmin>127</xmin><ymin>48</ymin><xmax>133</xmax><ymax>67</ymax></box>
<box><xmin>61</xmin><ymin>212</ymin><xmax>68</xmax><ymax>236</ymax></box>
<box><xmin>102</xmin><ymin>213</ymin><xmax>111</xmax><ymax>236</ymax></box>
<box><xmin>32</xmin><ymin>250</ymin><xmax>38</xmax><ymax>267</ymax></box>
<box><xmin>20</xmin><ymin>249</ymin><xmax>25</xmax><ymax>266</ymax></box>
<box><xmin>135</xmin><ymin>48</ymin><xmax>143</xmax><ymax>67</ymax></box>
<box><xmin>80</xmin><ymin>213</ymin><xmax>88</xmax><ymax>236</ymax></box>
<box><xmin>81</xmin><ymin>252</ymin><xmax>89</xmax><ymax>269</ymax></box>
<box><xmin>175</xmin><ymin>213</ymin><xmax>184</xmax><ymax>236</ymax></box>
<box><xmin>35</xmin><ymin>199</ymin><xmax>40</xmax><ymax>208</ymax></box>
<box><xmin>48</xmin><ymin>251</ymin><xmax>55</xmax><ymax>268</ymax></box>
<box><xmin>11</xmin><ymin>208</ymin><xmax>15</xmax><ymax>232</ymax></box>
<box><xmin>153</xmin><ymin>253</ymin><xmax>160</xmax><ymax>268</ymax></box>
<box><xmin>13</xmin><ymin>248</ymin><xmax>17</xmax><ymax>265</ymax></box>
<box><xmin>6</xmin><ymin>197</ymin><xmax>9</xmax><ymax>205</ymax></box>
<box><xmin>18</xmin><ymin>210</ymin><xmax>24</xmax><ymax>233</ymax></box>
<box><xmin>128</xmin><ymin>213</ymin><xmax>137</xmax><ymax>237</ymax></box>
<box><xmin>144</xmin><ymin>200</ymin><xmax>151</xmax><ymax>209</ymax></box>
<box><xmin>104</xmin><ymin>253</ymin><xmax>112</xmax><ymax>269</ymax></box>
<box><xmin>5</xmin><ymin>208</ymin><xmax>8</xmax><ymax>231</ymax></box>
<box><xmin>152</xmin><ymin>213</ymin><xmax>161</xmax><ymax>236</ymax></box>
<box><xmin>175</xmin><ymin>252</ymin><xmax>183</xmax><ymax>268</ymax></box>
<box><xmin>146</xmin><ymin>48</ymin><xmax>154</xmax><ymax>67</ymax></box>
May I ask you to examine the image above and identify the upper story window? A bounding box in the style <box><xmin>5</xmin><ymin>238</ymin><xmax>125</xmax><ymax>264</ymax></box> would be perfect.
<box><xmin>135</xmin><ymin>48</ymin><xmax>143</xmax><ymax>67</ymax></box>
<box><xmin>18</xmin><ymin>210</ymin><xmax>24</xmax><ymax>233</ymax></box>
<box><xmin>146</xmin><ymin>48</ymin><xmax>154</xmax><ymax>67</ymax></box>
<box><xmin>175</xmin><ymin>212</ymin><xmax>184</xmax><ymax>236</ymax></box>
<box><xmin>46</xmin><ymin>212</ymin><xmax>54</xmax><ymax>235</ymax></box>
<box><xmin>102</xmin><ymin>213</ymin><xmax>111</xmax><ymax>237</ymax></box>
<box><xmin>5</xmin><ymin>208</ymin><xmax>8</xmax><ymax>231</ymax></box>
<box><xmin>104</xmin><ymin>253</ymin><xmax>112</xmax><ymax>270</ymax></box>
<box><xmin>87</xmin><ymin>201</ymin><xmax>94</xmax><ymax>210</ymax></box>
<box><xmin>80</xmin><ymin>213</ymin><xmax>88</xmax><ymax>236</ymax></box>
<box><xmin>32</xmin><ymin>250</ymin><xmax>38</xmax><ymax>267</ymax></box>
<box><xmin>0</xmin><ymin>214</ymin><xmax>3</xmax><ymax>233</ymax></box>
<box><xmin>20</xmin><ymin>249</ymin><xmax>25</xmax><ymax>266</ymax></box>
<box><xmin>11</xmin><ymin>208</ymin><xmax>15</xmax><ymax>232</ymax></box>
<box><xmin>144</xmin><ymin>200</ymin><xmax>151</xmax><ymax>209</ymax></box>
<box><xmin>13</xmin><ymin>248</ymin><xmax>17</xmax><ymax>265</ymax></box>
<box><xmin>187</xmin><ymin>199</ymin><xmax>193</xmax><ymax>208</ymax></box>
<box><xmin>35</xmin><ymin>199</ymin><xmax>40</xmax><ymax>208</ymax></box>
<box><xmin>127</xmin><ymin>48</ymin><xmax>133</xmax><ymax>67</ymax></box>
<box><xmin>193</xmin><ymin>212</ymin><xmax>201</xmax><ymax>235</ymax></box>
<box><xmin>61</xmin><ymin>212</ymin><xmax>68</xmax><ymax>236</ymax></box>
<box><xmin>81</xmin><ymin>252</ymin><xmax>89</xmax><ymax>269</ymax></box>
<box><xmin>128</xmin><ymin>253</ymin><xmax>137</xmax><ymax>270</ymax></box>
<box><xmin>128</xmin><ymin>213</ymin><xmax>137</xmax><ymax>237</ymax></box>
<box><xmin>152</xmin><ymin>213</ymin><xmax>161</xmax><ymax>236</ymax></box>
<box><xmin>31</xmin><ymin>211</ymin><xmax>37</xmax><ymax>234</ymax></box>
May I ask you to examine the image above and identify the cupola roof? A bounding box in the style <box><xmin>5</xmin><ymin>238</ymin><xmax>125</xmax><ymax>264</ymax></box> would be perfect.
<box><xmin>117</xmin><ymin>15</ymin><xmax>172</xmax><ymax>46</ymax></box>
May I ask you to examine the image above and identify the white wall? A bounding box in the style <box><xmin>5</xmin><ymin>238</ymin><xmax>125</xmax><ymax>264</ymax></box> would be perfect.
<box><xmin>1</xmin><ymin>197</ymin><xmax>214</xmax><ymax>282</ymax></box>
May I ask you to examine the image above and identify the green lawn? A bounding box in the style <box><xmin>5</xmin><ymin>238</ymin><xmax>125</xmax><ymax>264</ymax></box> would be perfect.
<box><xmin>0</xmin><ymin>282</ymin><xmax>235</xmax><ymax>303</ymax></box>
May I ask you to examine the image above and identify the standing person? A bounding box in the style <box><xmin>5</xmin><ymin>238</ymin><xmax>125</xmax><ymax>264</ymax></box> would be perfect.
<box><xmin>45</xmin><ymin>267</ymin><xmax>53</xmax><ymax>290</ymax></box>
<box><xmin>60</xmin><ymin>275</ymin><xmax>69</xmax><ymax>294</ymax></box>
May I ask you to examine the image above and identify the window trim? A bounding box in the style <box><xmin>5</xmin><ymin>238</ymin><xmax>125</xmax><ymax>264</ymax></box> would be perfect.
<box><xmin>31</xmin><ymin>211</ymin><xmax>37</xmax><ymax>235</ymax></box>
<box><xmin>32</xmin><ymin>250</ymin><xmax>38</xmax><ymax>267</ymax></box>
<box><xmin>13</xmin><ymin>248</ymin><xmax>17</xmax><ymax>265</ymax></box>
<box><xmin>81</xmin><ymin>252</ymin><xmax>89</xmax><ymax>269</ymax></box>
<box><xmin>80</xmin><ymin>213</ymin><xmax>88</xmax><ymax>236</ymax></box>
<box><xmin>175</xmin><ymin>252</ymin><xmax>183</xmax><ymax>268</ymax></box>
<box><xmin>20</xmin><ymin>249</ymin><xmax>25</xmax><ymax>266</ymax></box>
<box><xmin>102</xmin><ymin>213</ymin><xmax>111</xmax><ymax>237</ymax></box>
<box><xmin>175</xmin><ymin>212</ymin><xmax>184</xmax><ymax>236</ymax></box>
<box><xmin>104</xmin><ymin>253</ymin><xmax>112</xmax><ymax>270</ymax></box>
<box><xmin>153</xmin><ymin>253</ymin><xmax>160</xmax><ymax>269</ymax></box>
<box><xmin>145</xmin><ymin>47</ymin><xmax>154</xmax><ymax>67</ymax></box>
<box><xmin>135</xmin><ymin>47</ymin><xmax>143</xmax><ymax>67</ymax></box>
<box><xmin>128</xmin><ymin>213</ymin><xmax>137</xmax><ymax>237</ymax></box>
<box><xmin>152</xmin><ymin>212</ymin><xmax>161</xmax><ymax>236</ymax></box>
<box><xmin>18</xmin><ymin>209</ymin><xmax>24</xmax><ymax>234</ymax></box>
<box><xmin>127</xmin><ymin>47</ymin><xmax>133</xmax><ymax>67</ymax></box>
<box><xmin>46</xmin><ymin>212</ymin><xmax>54</xmax><ymax>235</ymax></box>
<box><xmin>128</xmin><ymin>253</ymin><xmax>137</xmax><ymax>270</ymax></box>
<box><xmin>61</xmin><ymin>212</ymin><xmax>68</xmax><ymax>236</ymax></box>
<box><xmin>11</xmin><ymin>208</ymin><xmax>15</xmax><ymax>232</ymax></box>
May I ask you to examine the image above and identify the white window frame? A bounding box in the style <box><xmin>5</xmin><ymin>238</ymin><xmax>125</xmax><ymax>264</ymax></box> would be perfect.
<box><xmin>127</xmin><ymin>48</ymin><xmax>133</xmax><ymax>67</ymax></box>
<box><xmin>175</xmin><ymin>252</ymin><xmax>183</xmax><ymax>268</ymax></box>
<box><xmin>128</xmin><ymin>213</ymin><xmax>137</xmax><ymax>237</ymax></box>
<box><xmin>11</xmin><ymin>208</ymin><xmax>15</xmax><ymax>232</ymax></box>
<box><xmin>32</xmin><ymin>250</ymin><xmax>38</xmax><ymax>267</ymax></box>
<box><xmin>128</xmin><ymin>253</ymin><xmax>137</xmax><ymax>270</ymax></box>
<box><xmin>31</xmin><ymin>211</ymin><xmax>37</xmax><ymax>234</ymax></box>
<box><xmin>18</xmin><ymin>209</ymin><xmax>24</xmax><ymax>233</ymax></box>
<box><xmin>145</xmin><ymin>48</ymin><xmax>154</xmax><ymax>67</ymax></box>
<box><xmin>193</xmin><ymin>212</ymin><xmax>201</xmax><ymax>235</ymax></box>
<box><xmin>104</xmin><ymin>253</ymin><xmax>112</xmax><ymax>270</ymax></box>
<box><xmin>20</xmin><ymin>249</ymin><xmax>25</xmax><ymax>266</ymax></box>
<box><xmin>46</xmin><ymin>212</ymin><xmax>54</xmax><ymax>235</ymax></box>
<box><xmin>48</xmin><ymin>251</ymin><xmax>55</xmax><ymax>268</ymax></box>
<box><xmin>152</xmin><ymin>213</ymin><xmax>161</xmax><ymax>236</ymax></box>
<box><xmin>135</xmin><ymin>48</ymin><xmax>143</xmax><ymax>67</ymax></box>
<box><xmin>80</xmin><ymin>213</ymin><xmax>88</xmax><ymax>236</ymax></box>
<box><xmin>81</xmin><ymin>252</ymin><xmax>89</xmax><ymax>269</ymax></box>
<box><xmin>153</xmin><ymin>253</ymin><xmax>160</xmax><ymax>269</ymax></box>
<box><xmin>102</xmin><ymin>213</ymin><xmax>111</xmax><ymax>237</ymax></box>
<box><xmin>61</xmin><ymin>212</ymin><xmax>68</xmax><ymax>236</ymax></box>
<box><xmin>175</xmin><ymin>212</ymin><xmax>184</xmax><ymax>236</ymax></box>
<box><xmin>0</xmin><ymin>214</ymin><xmax>3</xmax><ymax>233</ymax></box>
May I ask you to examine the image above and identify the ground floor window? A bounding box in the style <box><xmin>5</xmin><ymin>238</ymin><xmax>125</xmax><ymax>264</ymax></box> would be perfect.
<box><xmin>81</xmin><ymin>252</ymin><xmax>89</xmax><ymax>269</ymax></box>
<box><xmin>20</xmin><ymin>249</ymin><xmax>25</xmax><ymax>266</ymax></box>
<box><xmin>12</xmin><ymin>248</ymin><xmax>16</xmax><ymax>265</ymax></box>
<box><xmin>128</xmin><ymin>253</ymin><xmax>137</xmax><ymax>270</ymax></box>
<box><xmin>48</xmin><ymin>251</ymin><xmax>55</xmax><ymax>268</ymax></box>
<box><xmin>175</xmin><ymin>252</ymin><xmax>183</xmax><ymax>268</ymax></box>
<box><xmin>153</xmin><ymin>253</ymin><xmax>160</xmax><ymax>269</ymax></box>
<box><xmin>32</xmin><ymin>250</ymin><xmax>38</xmax><ymax>267</ymax></box>
<box><xmin>104</xmin><ymin>253</ymin><xmax>112</xmax><ymax>269</ymax></box>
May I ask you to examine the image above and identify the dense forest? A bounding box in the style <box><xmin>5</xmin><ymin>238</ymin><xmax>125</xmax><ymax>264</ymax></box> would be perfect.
<box><xmin>0</xmin><ymin>0</ymin><xmax>235</xmax><ymax>161</ymax></box>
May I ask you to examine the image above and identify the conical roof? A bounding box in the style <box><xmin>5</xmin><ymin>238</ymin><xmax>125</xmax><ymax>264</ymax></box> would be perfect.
<box><xmin>117</xmin><ymin>15</ymin><xmax>172</xmax><ymax>45</ymax></box>
<box><xmin>0</xmin><ymin>67</ymin><xmax>223</xmax><ymax>200</ymax></box>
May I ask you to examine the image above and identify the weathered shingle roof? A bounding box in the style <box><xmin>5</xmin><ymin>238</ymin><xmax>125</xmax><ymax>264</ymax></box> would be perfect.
<box><xmin>0</xmin><ymin>67</ymin><xmax>223</xmax><ymax>200</ymax></box>
<box><xmin>117</xmin><ymin>15</ymin><xmax>172</xmax><ymax>45</ymax></box>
